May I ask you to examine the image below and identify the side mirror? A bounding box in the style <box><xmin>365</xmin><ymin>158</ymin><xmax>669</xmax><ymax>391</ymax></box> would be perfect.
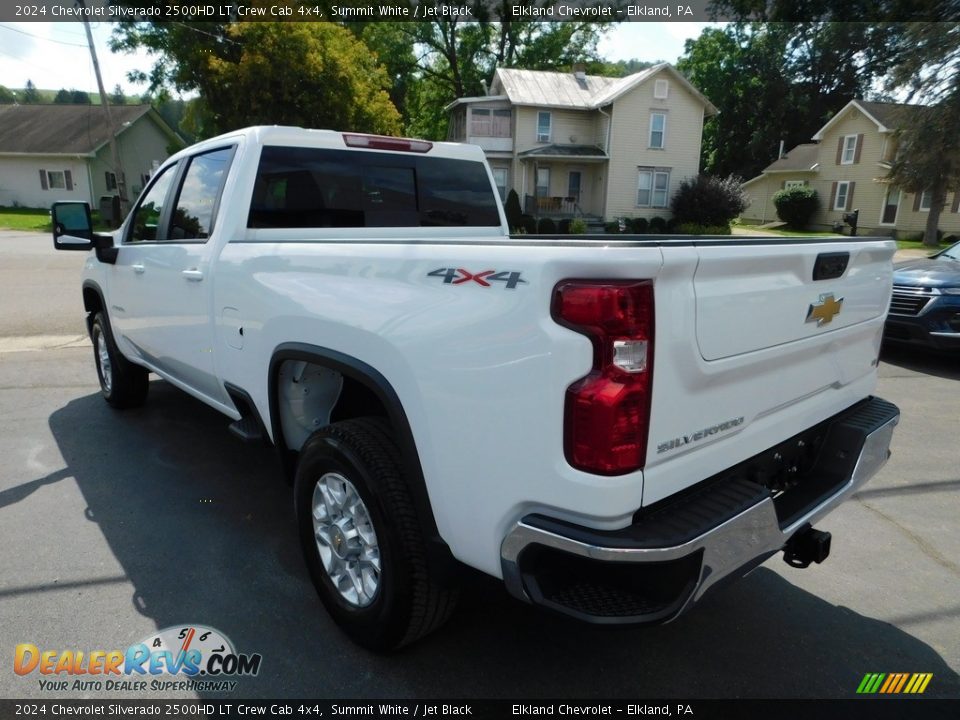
<box><xmin>52</xmin><ymin>202</ymin><xmax>94</xmax><ymax>251</ymax></box>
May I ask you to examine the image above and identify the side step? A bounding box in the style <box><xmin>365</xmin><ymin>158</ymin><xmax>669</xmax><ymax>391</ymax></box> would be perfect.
<box><xmin>228</xmin><ymin>416</ymin><xmax>264</xmax><ymax>443</ymax></box>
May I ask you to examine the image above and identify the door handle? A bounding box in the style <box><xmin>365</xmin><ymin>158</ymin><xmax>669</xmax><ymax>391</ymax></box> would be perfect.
<box><xmin>131</xmin><ymin>263</ymin><xmax>145</xmax><ymax>274</ymax></box>
<box><xmin>181</xmin><ymin>268</ymin><xmax>204</xmax><ymax>282</ymax></box>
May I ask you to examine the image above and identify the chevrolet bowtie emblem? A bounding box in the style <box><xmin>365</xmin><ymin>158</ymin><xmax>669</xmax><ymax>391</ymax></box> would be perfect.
<box><xmin>806</xmin><ymin>293</ymin><xmax>844</xmax><ymax>326</ymax></box>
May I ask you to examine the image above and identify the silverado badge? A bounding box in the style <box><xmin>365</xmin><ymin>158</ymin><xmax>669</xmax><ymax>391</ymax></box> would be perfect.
<box><xmin>806</xmin><ymin>293</ymin><xmax>844</xmax><ymax>327</ymax></box>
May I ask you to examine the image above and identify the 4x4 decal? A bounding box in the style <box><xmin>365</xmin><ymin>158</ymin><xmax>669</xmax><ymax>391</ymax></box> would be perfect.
<box><xmin>428</xmin><ymin>268</ymin><xmax>527</xmax><ymax>289</ymax></box>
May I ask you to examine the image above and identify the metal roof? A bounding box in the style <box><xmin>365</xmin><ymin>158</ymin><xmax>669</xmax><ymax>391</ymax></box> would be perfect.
<box><xmin>518</xmin><ymin>144</ymin><xmax>607</xmax><ymax>158</ymax></box>
<box><xmin>489</xmin><ymin>63</ymin><xmax>717</xmax><ymax>115</ymax></box>
<box><xmin>493</xmin><ymin>68</ymin><xmax>619</xmax><ymax>109</ymax></box>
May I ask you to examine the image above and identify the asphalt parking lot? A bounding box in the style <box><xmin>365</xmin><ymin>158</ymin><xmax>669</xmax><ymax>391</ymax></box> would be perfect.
<box><xmin>1</xmin><ymin>229</ymin><xmax>958</xmax><ymax>701</ymax></box>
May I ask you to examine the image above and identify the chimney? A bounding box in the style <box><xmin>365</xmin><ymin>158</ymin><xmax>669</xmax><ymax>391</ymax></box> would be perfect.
<box><xmin>573</xmin><ymin>63</ymin><xmax>587</xmax><ymax>81</ymax></box>
<box><xmin>778</xmin><ymin>140</ymin><xmax>785</xmax><ymax>159</ymax></box>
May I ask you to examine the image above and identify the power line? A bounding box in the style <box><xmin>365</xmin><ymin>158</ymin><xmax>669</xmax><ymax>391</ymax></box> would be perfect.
<box><xmin>0</xmin><ymin>23</ymin><xmax>91</xmax><ymax>48</ymax></box>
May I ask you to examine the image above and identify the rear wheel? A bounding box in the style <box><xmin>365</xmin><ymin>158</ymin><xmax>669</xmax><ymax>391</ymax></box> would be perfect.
<box><xmin>294</xmin><ymin>417</ymin><xmax>457</xmax><ymax>650</ymax></box>
<box><xmin>91</xmin><ymin>311</ymin><xmax>149</xmax><ymax>409</ymax></box>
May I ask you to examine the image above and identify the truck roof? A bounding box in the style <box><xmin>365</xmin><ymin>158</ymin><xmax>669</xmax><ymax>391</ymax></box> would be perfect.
<box><xmin>171</xmin><ymin>126</ymin><xmax>487</xmax><ymax>164</ymax></box>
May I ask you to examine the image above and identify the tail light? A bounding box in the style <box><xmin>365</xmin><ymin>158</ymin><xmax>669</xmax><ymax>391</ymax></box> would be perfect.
<box><xmin>342</xmin><ymin>133</ymin><xmax>433</xmax><ymax>153</ymax></box>
<box><xmin>552</xmin><ymin>280</ymin><xmax>655</xmax><ymax>475</ymax></box>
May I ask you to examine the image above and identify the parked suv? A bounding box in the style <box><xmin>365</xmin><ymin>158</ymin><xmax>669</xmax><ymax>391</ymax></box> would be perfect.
<box><xmin>885</xmin><ymin>240</ymin><xmax>960</xmax><ymax>351</ymax></box>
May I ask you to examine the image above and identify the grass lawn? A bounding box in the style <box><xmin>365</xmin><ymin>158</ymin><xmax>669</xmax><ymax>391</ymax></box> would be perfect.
<box><xmin>757</xmin><ymin>228</ymin><xmax>840</xmax><ymax>238</ymax></box>
<box><xmin>0</xmin><ymin>206</ymin><xmax>51</xmax><ymax>232</ymax></box>
<box><xmin>0</xmin><ymin>206</ymin><xmax>112</xmax><ymax>233</ymax></box>
<box><xmin>894</xmin><ymin>239</ymin><xmax>953</xmax><ymax>252</ymax></box>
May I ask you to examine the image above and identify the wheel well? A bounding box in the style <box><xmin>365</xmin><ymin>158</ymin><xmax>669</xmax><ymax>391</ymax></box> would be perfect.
<box><xmin>275</xmin><ymin>359</ymin><xmax>388</xmax><ymax>456</ymax></box>
<box><xmin>83</xmin><ymin>286</ymin><xmax>104</xmax><ymax>314</ymax></box>
<box><xmin>267</xmin><ymin>344</ymin><xmax>456</xmax><ymax>582</ymax></box>
<box><xmin>82</xmin><ymin>286</ymin><xmax>105</xmax><ymax>335</ymax></box>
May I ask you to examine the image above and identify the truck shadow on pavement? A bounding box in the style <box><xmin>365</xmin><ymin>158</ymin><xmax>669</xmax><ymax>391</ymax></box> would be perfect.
<box><xmin>48</xmin><ymin>382</ymin><xmax>960</xmax><ymax>699</ymax></box>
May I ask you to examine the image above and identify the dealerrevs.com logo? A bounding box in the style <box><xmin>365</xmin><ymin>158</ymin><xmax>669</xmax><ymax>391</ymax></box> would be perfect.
<box><xmin>14</xmin><ymin>625</ymin><xmax>261</xmax><ymax>693</ymax></box>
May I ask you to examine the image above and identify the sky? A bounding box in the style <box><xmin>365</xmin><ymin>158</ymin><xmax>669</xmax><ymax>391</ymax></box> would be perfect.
<box><xmin>0</xmin><ymin>21</ymin><xmax>717</xmax><ymax>98</ymax></box>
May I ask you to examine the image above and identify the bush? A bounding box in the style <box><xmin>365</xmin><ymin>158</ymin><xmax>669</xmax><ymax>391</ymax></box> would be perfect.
<box><xmin>504</xmin><ymin>189</ymin><xmax>523</xmax><ymax>232</ymax></box>
<box><xmin>671</xmin><ymin>174</ymin><xmax>749</xmax><ymax>227</ymax></box>
<box><xmin>605</xmin><ymin>220</ymin><xmax>621</xmax><ymax>233</ymax></box>
<box><xmin>677</xmin><ymin>222</ymin><xmax>732</xmax><ymax>235</ymax></box>
<box><xmin>569</xmin><ymin>218</ymin><xmax>588</xmax><ymax>234</ymax></box>
<box><xmin>772</xmin><ymin>186</ymin><xmax>820</xmax><ymax>228</ymax></box>
<box><xmin>519</xmin><ymin>214</ymin><xmax>537</xmax><ymax>234</ymax></box>
<box><xmin>629</xmin><ymin>217</ymin><xmax>649</xmax><ymax>234</ymax></box>
<box><xmin>648</xmin><ymin>216</ymin><xmax>667</xmax><ymax>233</ymax></box>
<box><xmin>537</xmin><ymin>217</ymin><xmax>557</xmax><ymax>234</ymax></box>
<box><xmin>558</xmin><ymin>218</ymin><xmax>571</xmax><ymax>234</ymax></box>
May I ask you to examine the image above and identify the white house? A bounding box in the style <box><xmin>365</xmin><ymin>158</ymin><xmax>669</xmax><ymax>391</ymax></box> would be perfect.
<box><xmin>0</xmin><ymin>103</ymin><xmax>182</xmax><ymax>210</ymax></box>
<box><xmin>446</xmin><ymin>63</ymin><xmax>717</xmax><ymax>223</ymax></box>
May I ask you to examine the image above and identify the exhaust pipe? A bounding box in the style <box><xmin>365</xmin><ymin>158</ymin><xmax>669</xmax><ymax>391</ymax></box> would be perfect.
<box><xmin>783</xmin><ymin>524</ymin><xmax>832</xmax><ymax>569</ymax></box>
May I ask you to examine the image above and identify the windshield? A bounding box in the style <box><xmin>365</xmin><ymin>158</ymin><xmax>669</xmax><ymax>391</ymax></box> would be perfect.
<box><xmin>940</xmin><ymin>242</ymin><xmax>960</xmax><ymax>261</ymax></box>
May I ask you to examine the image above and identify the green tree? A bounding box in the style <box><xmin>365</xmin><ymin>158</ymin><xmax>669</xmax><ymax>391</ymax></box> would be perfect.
<box><xmin>678</xmin><ymin>22</ymin><xmax>904</xmax><ymax>179</ymax></box>
<box><xmin>883</xmin><ymin>23</ymin><xmax>960</xmax><ymax>247</ymax></box>
<box><xmin>112</xmin><ymin>18</ymin><xmax>400</xmax><ymax>137</ymax></box>
<box><xmin>204</xmin><ymin>23</ymin><xmax>400</xmax><ymax>135</ymax></box>
<box><xmin>110</xmin><ymin>84</ymin><xmax>127</xmax><ymax>105</ymax></box>
<box><xmin>70</xmin><ymin>89</ymin><xmax>92</xmax><ymax>104</ymax></box>
<box><xmin>54</xmin><ymin>89</ymin><xmax>72</xmax><ymax>104</ymax></box>
<box><xmin>22</xmin><ymin>79</ymin><xmax>40</xmax><ymax>104</ymax></box>
<box><xmin>0</xmin><ymin>85</ymin><xmax>14</xmax><ymax>103</ymax></box>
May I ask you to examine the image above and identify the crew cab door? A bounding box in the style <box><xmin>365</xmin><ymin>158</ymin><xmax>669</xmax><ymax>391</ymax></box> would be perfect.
<box><xmin>110</xmin><ymin>146</ymin><xmax>234</xmax><ymax>406</ymax></box>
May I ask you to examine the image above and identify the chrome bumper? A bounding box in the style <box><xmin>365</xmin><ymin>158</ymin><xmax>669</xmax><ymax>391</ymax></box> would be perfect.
<box><xmin>500</xmin><ymin>398</ymin><xmax>899</xmax><ymax>623</ymax></box>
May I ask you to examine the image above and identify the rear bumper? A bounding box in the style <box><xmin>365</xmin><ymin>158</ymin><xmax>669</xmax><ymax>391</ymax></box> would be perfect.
<box><xmin>500</xmin><ymin>396</ymin><xmax>900</xmax><ymax>624</ymax></box>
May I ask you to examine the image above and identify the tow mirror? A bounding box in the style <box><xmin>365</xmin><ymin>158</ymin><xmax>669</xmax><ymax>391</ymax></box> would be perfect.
<box><xmin>52</xmin><ymin>202</ymin><xmax>94</xmax><ymax>251</ymax></box>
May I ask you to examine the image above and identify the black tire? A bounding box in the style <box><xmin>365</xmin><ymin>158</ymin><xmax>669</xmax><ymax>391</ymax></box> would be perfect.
<box><xmin>294</xmin><ymin>417</ymin><xmax>458</xmax><ymax>650</ymax></box>
<box><xmin>91</xmin><ymin>311</ymin><xmax>149</xmax><ymax>409</ymax></box>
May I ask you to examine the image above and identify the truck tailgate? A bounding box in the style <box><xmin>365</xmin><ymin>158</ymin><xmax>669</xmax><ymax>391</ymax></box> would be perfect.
<box><xmin>694</xmin><ymin>241</ymin><xmax>894</xmax><ymax>359</ymax></box>
<box><xmin>642</xmin><ymin>238</ymin><xmax>895</xmax><ymax>506</ymax></box>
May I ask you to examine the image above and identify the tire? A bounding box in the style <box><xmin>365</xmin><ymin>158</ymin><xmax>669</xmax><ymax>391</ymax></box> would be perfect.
<box><xmin>91</xmin><ymin>311</ymin><xmax>149</xmax><ymax>409</ymax></box>
<box><xmin>294</xmin><ymin>417</ymin><xmax>458</xmax><ymax>650</ymax></box>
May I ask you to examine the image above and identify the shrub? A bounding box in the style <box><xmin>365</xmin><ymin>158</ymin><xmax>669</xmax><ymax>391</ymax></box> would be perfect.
<box><xmin>558</xmin><ymin>218</ymin><xmax>571</xmax><ymax>234</ymax></box>
<box><xmin>677</xmin><ymin>222</ymin><xmax>732</xmax><ymax>235</ymax></box>
<box><xmin>670</xmin><ymin>174</ymin><xmax>749</xmax><ymax>226</ymax></box>
<box><xmin>605</xmin><ymin>220</ymin><xmax>621</xmax><ymax>233</ymax></box>
<box><xmin>537</xmin><ymin>217</ymin><xmax>557</xmax><ymax>234</ymax></box>
<box><xmin>629</xmin><ymin>217</ymin><xmax>649</xmax><ymax>234</ymax></box>
<box><xmin>772</xmin><ymin>186</ymin><xmax>820</xmax><ymax>228</ymax></box>
<box><xmin>504</xmin><ymin>189</ymin><xmax>523</xmax><ymax>232</ymax></box>
<box><xmin>569</xmin><ymin>218</ymin><xmax>588</xmax><ymax>234</ymax></box>
<box><xmin>648</xmin><ymin>216</ymin><xmax>667</xmax><ymax>233</ymax></box>
<box><xmin>519</xmin><ymin>214</ymin><xmax>537</xmax><ymax>234</ymax></box>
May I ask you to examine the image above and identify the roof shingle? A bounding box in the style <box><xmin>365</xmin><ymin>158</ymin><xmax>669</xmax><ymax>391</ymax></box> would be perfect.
<box><xmin>0</xmin><ymin>104</ymin><xmax>155</xmax><ymax>155</ymax></box>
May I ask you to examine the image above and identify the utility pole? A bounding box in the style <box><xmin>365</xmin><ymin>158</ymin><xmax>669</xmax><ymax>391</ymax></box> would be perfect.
<box><xmin>76</xmin><ymin>0</ymin><xmax>129</xmax><ymax>217</ymax></box>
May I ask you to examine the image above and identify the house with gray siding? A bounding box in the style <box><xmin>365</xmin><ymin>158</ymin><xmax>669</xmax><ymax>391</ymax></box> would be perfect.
<box><xmin>446</xmin><ymin>63</ymin><xmax>716</xmax><ymax>225</ymax></box>
<box><xmin>0</xmin><ymin>104</ymin><xmax>182</xmax><ymax>211</ymax></box>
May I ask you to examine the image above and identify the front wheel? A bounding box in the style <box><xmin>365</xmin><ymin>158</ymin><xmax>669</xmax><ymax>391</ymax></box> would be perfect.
<box><xmin>294</xmin><ymin>418</ymin><xmax>457</xmax><ymax>650</ymax></box>
<box><xmin>91</xmin><ymin>311</ymin><xmax>149</xmax><ymax>409</ymax></box>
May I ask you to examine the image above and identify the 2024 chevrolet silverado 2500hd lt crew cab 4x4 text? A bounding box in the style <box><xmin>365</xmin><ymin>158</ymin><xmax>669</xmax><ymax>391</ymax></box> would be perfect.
<box><xmin>51</xmin><ymin>127</ymin><xmax>900</xmax><ymax>650</ymax></box>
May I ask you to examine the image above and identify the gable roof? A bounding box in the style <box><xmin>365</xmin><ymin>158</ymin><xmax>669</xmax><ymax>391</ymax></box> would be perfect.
<box><xmin>489</xmin><ymin>63</ymin><xmax>717</xmax><ymax>115</ymax></box>
<box><xmin>763</xmin><ymin>143</ymin><xmax>820</xmax><ymax>172</ymax></box>
<box><xmin>0</xmin><ymin>104</ymin><xmax>180</xmax><ymax>155</ymax></box>
<box><xmin>811</xmin><ymin>99</ymin><xmax>925</xmax><ymax>140</ymax></box>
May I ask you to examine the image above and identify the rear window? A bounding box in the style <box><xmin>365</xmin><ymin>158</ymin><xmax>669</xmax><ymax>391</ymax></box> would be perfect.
<box><xmin>248</xmin><ymin>146</ymin><xmax>501</xmax><ymax>228</ymax></box>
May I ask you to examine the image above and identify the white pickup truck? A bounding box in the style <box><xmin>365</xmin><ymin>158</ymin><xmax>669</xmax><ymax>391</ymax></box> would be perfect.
<box><xmin>52</xmin><ymin>126</ymin><xmax>900</xmax><ymax>650</ymax></box>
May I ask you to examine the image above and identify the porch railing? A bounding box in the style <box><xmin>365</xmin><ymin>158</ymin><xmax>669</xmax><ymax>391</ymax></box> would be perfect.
<box><xmin>524</xmin><ymin>195</ymin><xmax>583</xmax><ymax>217</ymax></box>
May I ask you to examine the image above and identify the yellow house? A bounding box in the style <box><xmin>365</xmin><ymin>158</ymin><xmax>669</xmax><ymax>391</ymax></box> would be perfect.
<box><xmin>742</xmin><ymin>100</ymin><xmax>960</xmax><ymax>236</ymax></box>
<box><xmin>446</xmin><ymin>64</ymin><xmax>717</xmax><ymax>225</ymax></box>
